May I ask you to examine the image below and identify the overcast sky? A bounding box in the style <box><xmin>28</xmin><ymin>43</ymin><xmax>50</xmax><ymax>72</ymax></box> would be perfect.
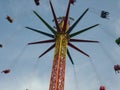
<box><xmin>0</xmin><ymin>0</ymin><xmax>120</xmax><ymax>90</ymax></box>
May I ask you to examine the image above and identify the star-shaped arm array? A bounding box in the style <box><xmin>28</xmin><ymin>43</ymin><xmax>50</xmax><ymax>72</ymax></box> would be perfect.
<box><xmin>26</xmin><ymin>1</ymin><xmax>100</xmax><ymax>65</ymax></box>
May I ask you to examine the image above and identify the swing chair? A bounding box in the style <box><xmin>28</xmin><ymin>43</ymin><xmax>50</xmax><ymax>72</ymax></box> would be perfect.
<box><xmin>34</xmin><ymin>0</ymin><xmax>40</xmax><ymax>6</ymax></box>
<box><xmin>1</xmin><ymin>69</ymin><xmax>10</xmax><ymax>74</ymax></box>
<box><xmin>89</xmin><ymin>8</ymin><xmax>110</xmax><ymax>19</ymax></box>
<box><xmin>114</xmin><ymin>64</ymin><xmax>120</xmax><ymax>73</ymax></box>
<box><xmin>100</xmin><ymin>11</ymin><xmax>109</xmax><ymax>19</ymax></box>
<box><xmin>6</xmin><ymin>15</ymin><xmax>13</xmax><ymax>23</ymax></box>
<box><xmin>0</xmin><ymin>44</ymin><xmax>3</xmax><ymax>48</ymax></box>
<box><xmin>115</xmin><ymin>37</ymin><xmax>120</xmax><ymax>46</ymax></box>
<box><xmin>100</xmin><ymin>85</ymin><xmax>106</xmax><ymax>90</ymax></box>
<box><xmin>70</xmin><ymin>0</ymin><xmax>76</xmax><ymax>4</ymax></box>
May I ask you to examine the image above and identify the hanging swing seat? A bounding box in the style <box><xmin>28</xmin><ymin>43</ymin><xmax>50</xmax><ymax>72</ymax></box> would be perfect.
<box><xmin>100</xmin><ymin>85</ymin><xmax>106</xmax><ymax>90</ymax></box>
<box><xmin>1</xmin><ymin>69</ymin><xmax>11</xmax><ymax>74</ymax></box>
<box><xmin>114</xmin><ymin>64</ymin><xmax>120</xmax><ymax>73</ymax></box>
<box><xmin>100</xmin><ymin>11</ymin><xmax>109</xmax><ymax>19</ymax></box>
<box><xmin>115</xmin><ymin>37</ymin><xmax>120</xmax><ymax>45</ymax></box>
<box><xmin>70</xmin><ymin>0</ymin><xmax>76</xmax><ymax>4</ymax></box>
<box><xmin>6</xmin><ymin>16</ymin><xmax>13</xmax><ymax>23</ymax></box>
<box><xmin>0</xmin><ymin>44</ymin><xmax>3</xmax><ymax>48</ymax></box>
<box><xmin>34</xmin><ymin>0</ymin><xmax>40</xmax><ymax>6</ymax></box>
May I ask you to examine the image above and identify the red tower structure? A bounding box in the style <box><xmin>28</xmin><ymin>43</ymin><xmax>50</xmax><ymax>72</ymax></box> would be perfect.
<box><xmin>26</xmin><ymin>0</ymin><xmax>99</xmax><ymax>90</ymax></box>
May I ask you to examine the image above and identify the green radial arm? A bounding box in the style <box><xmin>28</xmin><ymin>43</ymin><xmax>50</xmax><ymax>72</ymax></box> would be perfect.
<box><xmin>70</xmin><ymin>39</ymin><xmax>99</xmax><ymax>43</ymax></box>
<box><xmin>25</xmin><ymin>27</ymin><xmax>54</xmax><ymax>38</ymax></box>
<box><xmin>68</xmin><ymin>42</ymin><xmax>90</xmax><ymax>57</ymax></box>
<box><xmin>28</xmin><ymin>39</ymin><xmax>55</xmax><ymax>45</ymax></box>
<box><xmin>63</xmin><ymin>1</ymin><xmax>71</xmax><ymax>31</ymax></box>
<box><xmin>67</xmin><ymin>49</ymin><xmax>74</xmax><ymax>65</ymax></box>
<box><xmin>39</xmin><ymin>43</ymin><xmax>55</xmax><ymax>58</ymax></box>
<box><xmin>49</xmin><ymin>0</ymin><xmax>61</xmax><ymax>32</ymax></box>
<box><xmin>67</xmin><ymin>8</ymin><xmax>89</xmax><ymax>34</ymax></box>
<box><xmin>33</xmin><ymin>10</ymin><xmax>56</xmax><ymax>35</ymax></box>
<box><xmin>70</xmin><ymin>24</ymin><xmax>99</xmax><ymax>38</ymax></box>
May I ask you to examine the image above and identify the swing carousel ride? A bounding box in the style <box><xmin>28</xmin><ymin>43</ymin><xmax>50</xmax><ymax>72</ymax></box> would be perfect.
<box><xmin>0</xmin><ymin>0</ymin><xmax>120</xmax><ymax>90</ymax></box>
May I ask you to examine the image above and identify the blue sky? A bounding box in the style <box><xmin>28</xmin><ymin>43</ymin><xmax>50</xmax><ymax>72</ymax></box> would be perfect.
<box><xmin>0</xmin><ymin>0</ymin><xmax>120</xmax><ymax>90</ymax></box>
